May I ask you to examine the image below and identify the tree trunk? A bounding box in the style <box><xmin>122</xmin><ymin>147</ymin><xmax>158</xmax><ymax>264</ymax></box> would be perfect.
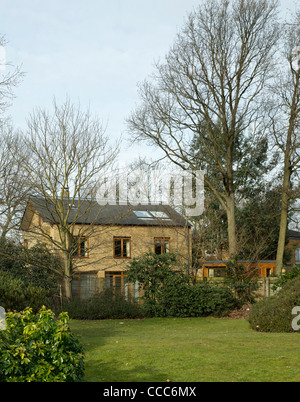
<box><xmin>275</xmin><ymin>163</ymin><xmax>291</xmax><ymax>276</ymax></box>
<box><xmin>226</xmin><ymin>193</ymin><xmax>237</xmax><ymax>259</ymax></box>
<box><xmin>64</xmin><ymin>274</ymin><xmax>72</xmax><ymax>299</ymax></box>
<box><xmin>275</xmin><ymin>71</ymin><xmax>298</xmax><ymax>276</ymax></box>
<box><xmin>62</xmin><ymin>249</ymin><xmax>73</xmax><ymax>299</ymax></box>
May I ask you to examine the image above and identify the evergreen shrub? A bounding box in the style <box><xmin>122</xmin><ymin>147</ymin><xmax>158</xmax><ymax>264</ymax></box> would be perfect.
<box><xmin>126</xmin><ymin>252</ymin><xmax>237</xmax><ymax>317</ymax></box>
<box><xmin>0</xmin><ymin>307</ymin><xmax>84</xmax><ymax>382</ymax></box>
<box><xmin>248</xmin><ymin>276</ymin><xmax>300</xmax><ymax>332</ymax></box>
<box><xmin>0</xmin><ymin>270</ymin><xmax>51</xmax><ymax>313</ymax></box>
<box><xmin>64</xmin><ymin>289</ymin><xmax>144</xmax><ymax>320</ymax></box>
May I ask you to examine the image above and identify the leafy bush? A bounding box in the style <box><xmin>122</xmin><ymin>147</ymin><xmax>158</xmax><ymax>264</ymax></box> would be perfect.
<box><xmin>154</xmin><ymin>280</ymin><xmax>237</xmax><ymax>318</ymax></box>
<box><xmin>272</xmin><ymin>265</ymin><xmax>300</xmax><ymax>291</ymax></box>
<box><xmin>0</xmin><ymin>239</ymin><xmax>62</xmax><ymax>311</ymax></box>
<box><xmin>64</xmin><ymin>289</ymin><xmax>144</xmax><ymax>320</ymax></box>
<box><xmin>248</xmin><ymin>276</ymin><xmax>300</xmax><ymax>333</ymax></box>
<box><xmin>0</xmin><ymin>307</ymin><xmax>84</xmax><ymax>382</ymax></box>
<box><xmin>0</xmin><ymin>270</ymin><xmax>51</xmax><ymax>313</ymax></box>
<box><xmin>126</xmin><ymin>252</ymin><xmax>237</xmax><ymax>317</ymax></box>
<box><xmin>0</xmin><ymin>239</ymin><xmax>62</xmax><ymax>294</ymax></box>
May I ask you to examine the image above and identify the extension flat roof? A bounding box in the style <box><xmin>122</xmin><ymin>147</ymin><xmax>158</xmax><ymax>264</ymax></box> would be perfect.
<box><xmin>288</xmin><ymin>230</ymin><xmax>300</xmax><ymax>240</ymax></box>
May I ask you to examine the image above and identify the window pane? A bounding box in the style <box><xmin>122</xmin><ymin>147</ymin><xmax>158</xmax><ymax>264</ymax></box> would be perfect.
<box><xmin>73</xmin><ymin>237</ymin><xmax>88</xmax><ymax>257</ymax></box>
<box><xmin>80</xmin><ymin>239</ymin><xmax>87</xmax><ymax>256</ymax></box>
<box><xmin>105</xmin><ymin>275</ymin><xmax>113</xmax><ymax>289</ymax></box>
<box><xmin>114</xmin><ymin>239</ymin><xmax>122</xmax><ymax>257</ymax></box>
<box><xmin>71</xmin><ymin>277</ymin><xmax>79</xmax><ymax>296</ymax></box>
<box><xmin>155</xmin><ymin>240</ymin><xmax>162</xmax><ymax>255</ymax></box>
<box><xmin>114</xmin><ymin>276</ymin><xmax>122</xmax><ymax>296</ymax></box>
<box><xmin>151</xmin><ymin>211</ymin><xmax>170</xmax><ymax>219</ymax></box>
<box><xmin>134</xmin><ymin>211</ymin><xmax>152</xmax><ymax>218</ymax></box>
<box><xmin>80</xmin><ymin>275</ymin><xmax>96</xmax><ymax>299</ymax></box>
<box><xmin>73</xmin><ymin>239</ymin><xmax>79</xmax><ymax>256</ymax></box>
<box><xmin>214</xmin><ymin>268</ymin><xmax>226</xmax><ymax>278</ymax></box>
<box><xmin>122</xmin><ymin>239</ymin><xmax>130</xmax><ymax>257</ymax></box>
<box><xmin>123</xmin><ymin>239</ymin><xmax>127</xmax><ymax>257</ymax></box>
<box><xmin>114</xmin><ymin>238</ymin><xmax>130</xmax><ymax>258</ymax></box>
<box><xmin>72</xmin><ymin>273</ymin><xmax>97</xmax><ymax>299</ymax></box>
<box><xmin>208</xmin><ymin>268</ymin><xmax>214</xmax><ymax>277</ymax></box>
<box><xmin>163</xmin><ymin>240</ymin><xmax>170</xmax><ymax>253</ymax></box>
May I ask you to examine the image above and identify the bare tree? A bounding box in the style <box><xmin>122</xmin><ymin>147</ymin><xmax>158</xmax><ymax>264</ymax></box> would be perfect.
<box><xmin>0</xmin><ymin>123</ymin><xmax>32</xmax><ymax>238</ymax></box>
<box><xmin>0</xmin><ymin>35</ymin><xmax>24</xmax><ymax>122</ymax></box>
<box><xmin>269</xmin><ymin>11</ymin><xmax>300</xmax><ymax>275</ymax></box>
<box><xmin>0</xmin><ymin>35</ymin><xmax>25</xmax><ymax>237</ymax></box>
<box><xmin>17</xmin><ymin>98</ymin><xmax>119</xmax><ymax>298</ymax></box>
<box><xmin>127</xmin><ymin>0</ymin><xmax>279</xmax><ymax>258</ymax></box>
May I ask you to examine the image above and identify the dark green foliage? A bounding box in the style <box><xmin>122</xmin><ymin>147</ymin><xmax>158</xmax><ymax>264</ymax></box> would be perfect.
<box><xmin>0</xmin><ymin>307</ymin><xmax>84</xmax><ymax>382</ymax></box>
<box><xmin>153</xmin><ymin>280</ymin><xmax>237</xmax><ymax>318</ymax></box>
<box><xmin>248</xmin><ymin>276</ymin><xmax>300</xmax><ymax>333</ymax></box>
<box><xmin>0</xmin><ymin>239</ymin><xmax>62</xmax><ymax>293</ymax></box>
<box><xmin>272</xmin><ymin>265</ymin><xmax>300</xmax><ymax>291</ymax></box>
<box><xmin>0</xmin><ymin>270</ymin><xmax>51</xmax><ymax>313</ymax></box>
<box><xmin>126</xmin><ymin>252</ymin><xmax>237</xmax><ymax>317</ymax></box>
<box><xmin>63</xmin><ymin>289</ymin><xmax>144</xmax><ymax>320</ymax></box>
<box><xmin>0</xmin><ymin>239</ymin><xmax>62</xmax><ymax>311</ymax></box>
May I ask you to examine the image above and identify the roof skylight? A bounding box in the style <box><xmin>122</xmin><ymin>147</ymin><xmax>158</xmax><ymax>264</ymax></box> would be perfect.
<box><xmin>133</xmin><ymin>210</ymin><xmax>171</xmax><ymax>220</ymax></box>
<box><xmin>150</xmin><ymin>211</ymin><xmax>170</xmax><ymax>219</ymax></box>
<box><xmin>134</xmin><ymin>211</ymin><xmax>152</xmax><ymax>218</ymax></box>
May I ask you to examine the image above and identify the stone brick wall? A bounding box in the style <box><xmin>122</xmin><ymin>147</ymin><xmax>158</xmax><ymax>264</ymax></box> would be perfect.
<box><xmin>22</xmin><ymin>212</ymin><xmax>191</xmax><ymax>279</ymax></box>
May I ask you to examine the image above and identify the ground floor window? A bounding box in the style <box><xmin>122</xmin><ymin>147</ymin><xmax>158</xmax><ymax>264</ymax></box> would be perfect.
<box><xmin>105</xmin><ymin>271</ymin><xmax>139</xmax><ymax>300</ymax></box>
<box><xmin>266</xmin><ymin>268</ymin><xmax>272</xmax><ymax>277</ymax></box>
<box><xmin>206</xmin><ymin>267</ymin><xmax>227</xmax><ymax>278</ymax></box>
<box><xmin>72</xmin><ymin>271</ymin><xmax>98</xmax><ymax>299</ymax></box>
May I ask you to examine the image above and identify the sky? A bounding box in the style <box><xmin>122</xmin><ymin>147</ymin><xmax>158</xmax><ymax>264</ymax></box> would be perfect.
<box><xmin>1</xmin><ymin>0</ymin><xmax>299</xmax><ymax>164</ymax></box>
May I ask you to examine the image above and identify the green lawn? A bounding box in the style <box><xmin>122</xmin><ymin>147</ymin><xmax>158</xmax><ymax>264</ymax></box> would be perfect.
<box><xmin>70</xmin><ymin>317</ymin><xmax>300</xmax><ymax>382</ymax></box>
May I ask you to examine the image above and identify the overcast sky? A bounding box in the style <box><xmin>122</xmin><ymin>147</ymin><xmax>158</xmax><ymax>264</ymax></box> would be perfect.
<box><xmin>1</xmin><ymin>0</ymin><xmax>299</xmax><ymax>163</ymax></box>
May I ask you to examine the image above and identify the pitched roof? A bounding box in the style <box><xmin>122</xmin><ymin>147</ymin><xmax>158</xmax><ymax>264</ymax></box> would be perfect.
<box><xmin>21</xmin><ymin>197</ymin><xmax>190</xmax><ymax>229</ymax></box>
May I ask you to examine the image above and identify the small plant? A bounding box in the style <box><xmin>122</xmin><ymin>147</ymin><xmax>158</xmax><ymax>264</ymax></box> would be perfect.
<box><xmin>0</xmin><ymin>306</ymin><xmax>84</xmax><ymax>382</ymax></box>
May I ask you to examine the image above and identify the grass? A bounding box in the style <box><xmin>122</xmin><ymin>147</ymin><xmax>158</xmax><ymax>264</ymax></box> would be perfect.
<box><xmin>70</xmin><ymin>317</ymin><xmax>300</xmax><ymax>382</ymax></box>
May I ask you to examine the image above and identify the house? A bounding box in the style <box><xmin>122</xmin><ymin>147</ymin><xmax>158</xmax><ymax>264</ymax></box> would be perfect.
<box><xmin>285</xmin><ymin>230</ymin><xmax>300</xmax><ymax>268</ymax></box>
<box><xmin>198</xmin><ymin>229</ymin><xmax>300</xmax><ymax>279</ymax></box>
<box><xmin>200</xmin><ymin>260</ymin><xmax>276</xmax><ymax>279</ymax></box>
<box><xmin>20</xmin><ymin>198</ymin><xmax>191</xmax><ymax>299</ymax></box>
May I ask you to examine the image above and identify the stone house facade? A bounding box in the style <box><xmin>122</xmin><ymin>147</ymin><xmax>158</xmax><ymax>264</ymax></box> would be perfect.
<box><xmin>21</xmin><ymin>198</ymin><xmax>191</xmax><ymax>298</ymax></box>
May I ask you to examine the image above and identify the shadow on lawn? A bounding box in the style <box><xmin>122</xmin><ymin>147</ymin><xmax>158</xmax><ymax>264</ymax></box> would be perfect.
<box><xmin>85</xmin><ymin>360</ymin><xmax>169</xmax><ymax>382</ymax></box>
<box><xmin>71</xmin><ymin>321</ymin><xmax>171</xmax><ymax>382</ymax></box>
<box><xmin>71</xmin><ymin>320</ymin><xmax>122</xmax><ymax>348</ymax></box>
